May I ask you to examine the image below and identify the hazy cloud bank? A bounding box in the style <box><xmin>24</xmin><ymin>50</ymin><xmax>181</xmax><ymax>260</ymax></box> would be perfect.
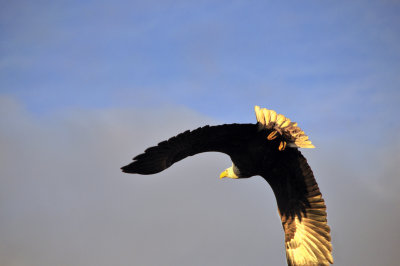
<box><xmin>0</xmin><ymin>96</ymin><xmax>399</xmax><ymax>266</ymax></box>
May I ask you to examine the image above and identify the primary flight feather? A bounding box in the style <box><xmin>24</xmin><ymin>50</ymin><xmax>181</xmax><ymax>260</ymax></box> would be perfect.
<box><xmin>121</xmin><ymin>106</ymin><xmax>333</xmax><ymax>266</ymax></box>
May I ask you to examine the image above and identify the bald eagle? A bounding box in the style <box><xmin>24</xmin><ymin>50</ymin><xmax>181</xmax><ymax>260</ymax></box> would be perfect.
<box><xmin>121</xmin><ymin>106</ymin><xmax>333</xmax><ymax>266</ymax></box>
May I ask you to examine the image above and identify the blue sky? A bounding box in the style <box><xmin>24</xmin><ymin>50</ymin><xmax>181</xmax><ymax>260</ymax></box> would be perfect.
<box><xmin>1</xmin><ymin>1</ymin><xmax>400</xmax><ymax>265</ymax></box>
<box><xmin>2</xmin><ymin>0</ymin><xmax>399</xmax><ymax>119</ymax></box>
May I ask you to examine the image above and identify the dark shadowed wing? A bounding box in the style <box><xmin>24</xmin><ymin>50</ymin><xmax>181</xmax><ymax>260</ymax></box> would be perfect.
<box><xmin>262</xmin><ymin>150</ymin><xmax>333</xmax><ymax>266</ymax></box>
<box><xmin>121</xmin><ymin>124</ymin><xmax>257</xmax><ymax>175</ymax></box>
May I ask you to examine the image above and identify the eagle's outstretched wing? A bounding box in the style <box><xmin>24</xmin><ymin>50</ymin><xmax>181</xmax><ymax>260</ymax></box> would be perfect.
<box><xmin>263</xmin><ymin>150</ymin><xmax>333</xmax><ymax>265</ymax></box>
<box><xmin>121</xmin><ymin>123</ymin><xmax>256</xmax><ymax>175</ymax></box>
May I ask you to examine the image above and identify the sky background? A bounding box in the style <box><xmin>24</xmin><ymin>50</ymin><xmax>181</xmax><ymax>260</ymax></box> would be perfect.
<box><xmin>1</xmin><ymin>0</ymin><xmax>400</xmax><ymax>265</ymax></box>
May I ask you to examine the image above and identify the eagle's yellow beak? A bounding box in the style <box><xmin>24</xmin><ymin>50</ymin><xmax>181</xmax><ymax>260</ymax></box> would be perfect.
<box><xmin>220</xmin><ymin>169</ymin><xmax>229</xmax><ymax>179</ymax></box>
<box><xmin>219</xmin><ymin>167</ymin><xmax>239</xmax><ymax>179</ymax></box>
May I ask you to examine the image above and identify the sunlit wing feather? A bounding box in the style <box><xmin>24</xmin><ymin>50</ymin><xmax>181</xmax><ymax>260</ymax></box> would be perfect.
<box><xmin>264</xmin><ymin>151</ymin><xmax>333</xmax><ymax>265</ymax></box>
<box><xmin>254</xmin><ymin>106</ymin><xmax>315</xmax><ymax>148</ymax></box>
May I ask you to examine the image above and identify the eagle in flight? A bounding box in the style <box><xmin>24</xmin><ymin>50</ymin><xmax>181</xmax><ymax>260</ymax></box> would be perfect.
<box><xmin>121</xmin><ymin>106</ymin><xmax>333</xmax><ymax>265</ymax></box>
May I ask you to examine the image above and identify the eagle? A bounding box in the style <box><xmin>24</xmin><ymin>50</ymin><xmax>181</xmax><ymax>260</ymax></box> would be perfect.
<box><xmin>121</xmin><ymin>106</ymin><xmax>333</xmax><ymax>266</ymax></box>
